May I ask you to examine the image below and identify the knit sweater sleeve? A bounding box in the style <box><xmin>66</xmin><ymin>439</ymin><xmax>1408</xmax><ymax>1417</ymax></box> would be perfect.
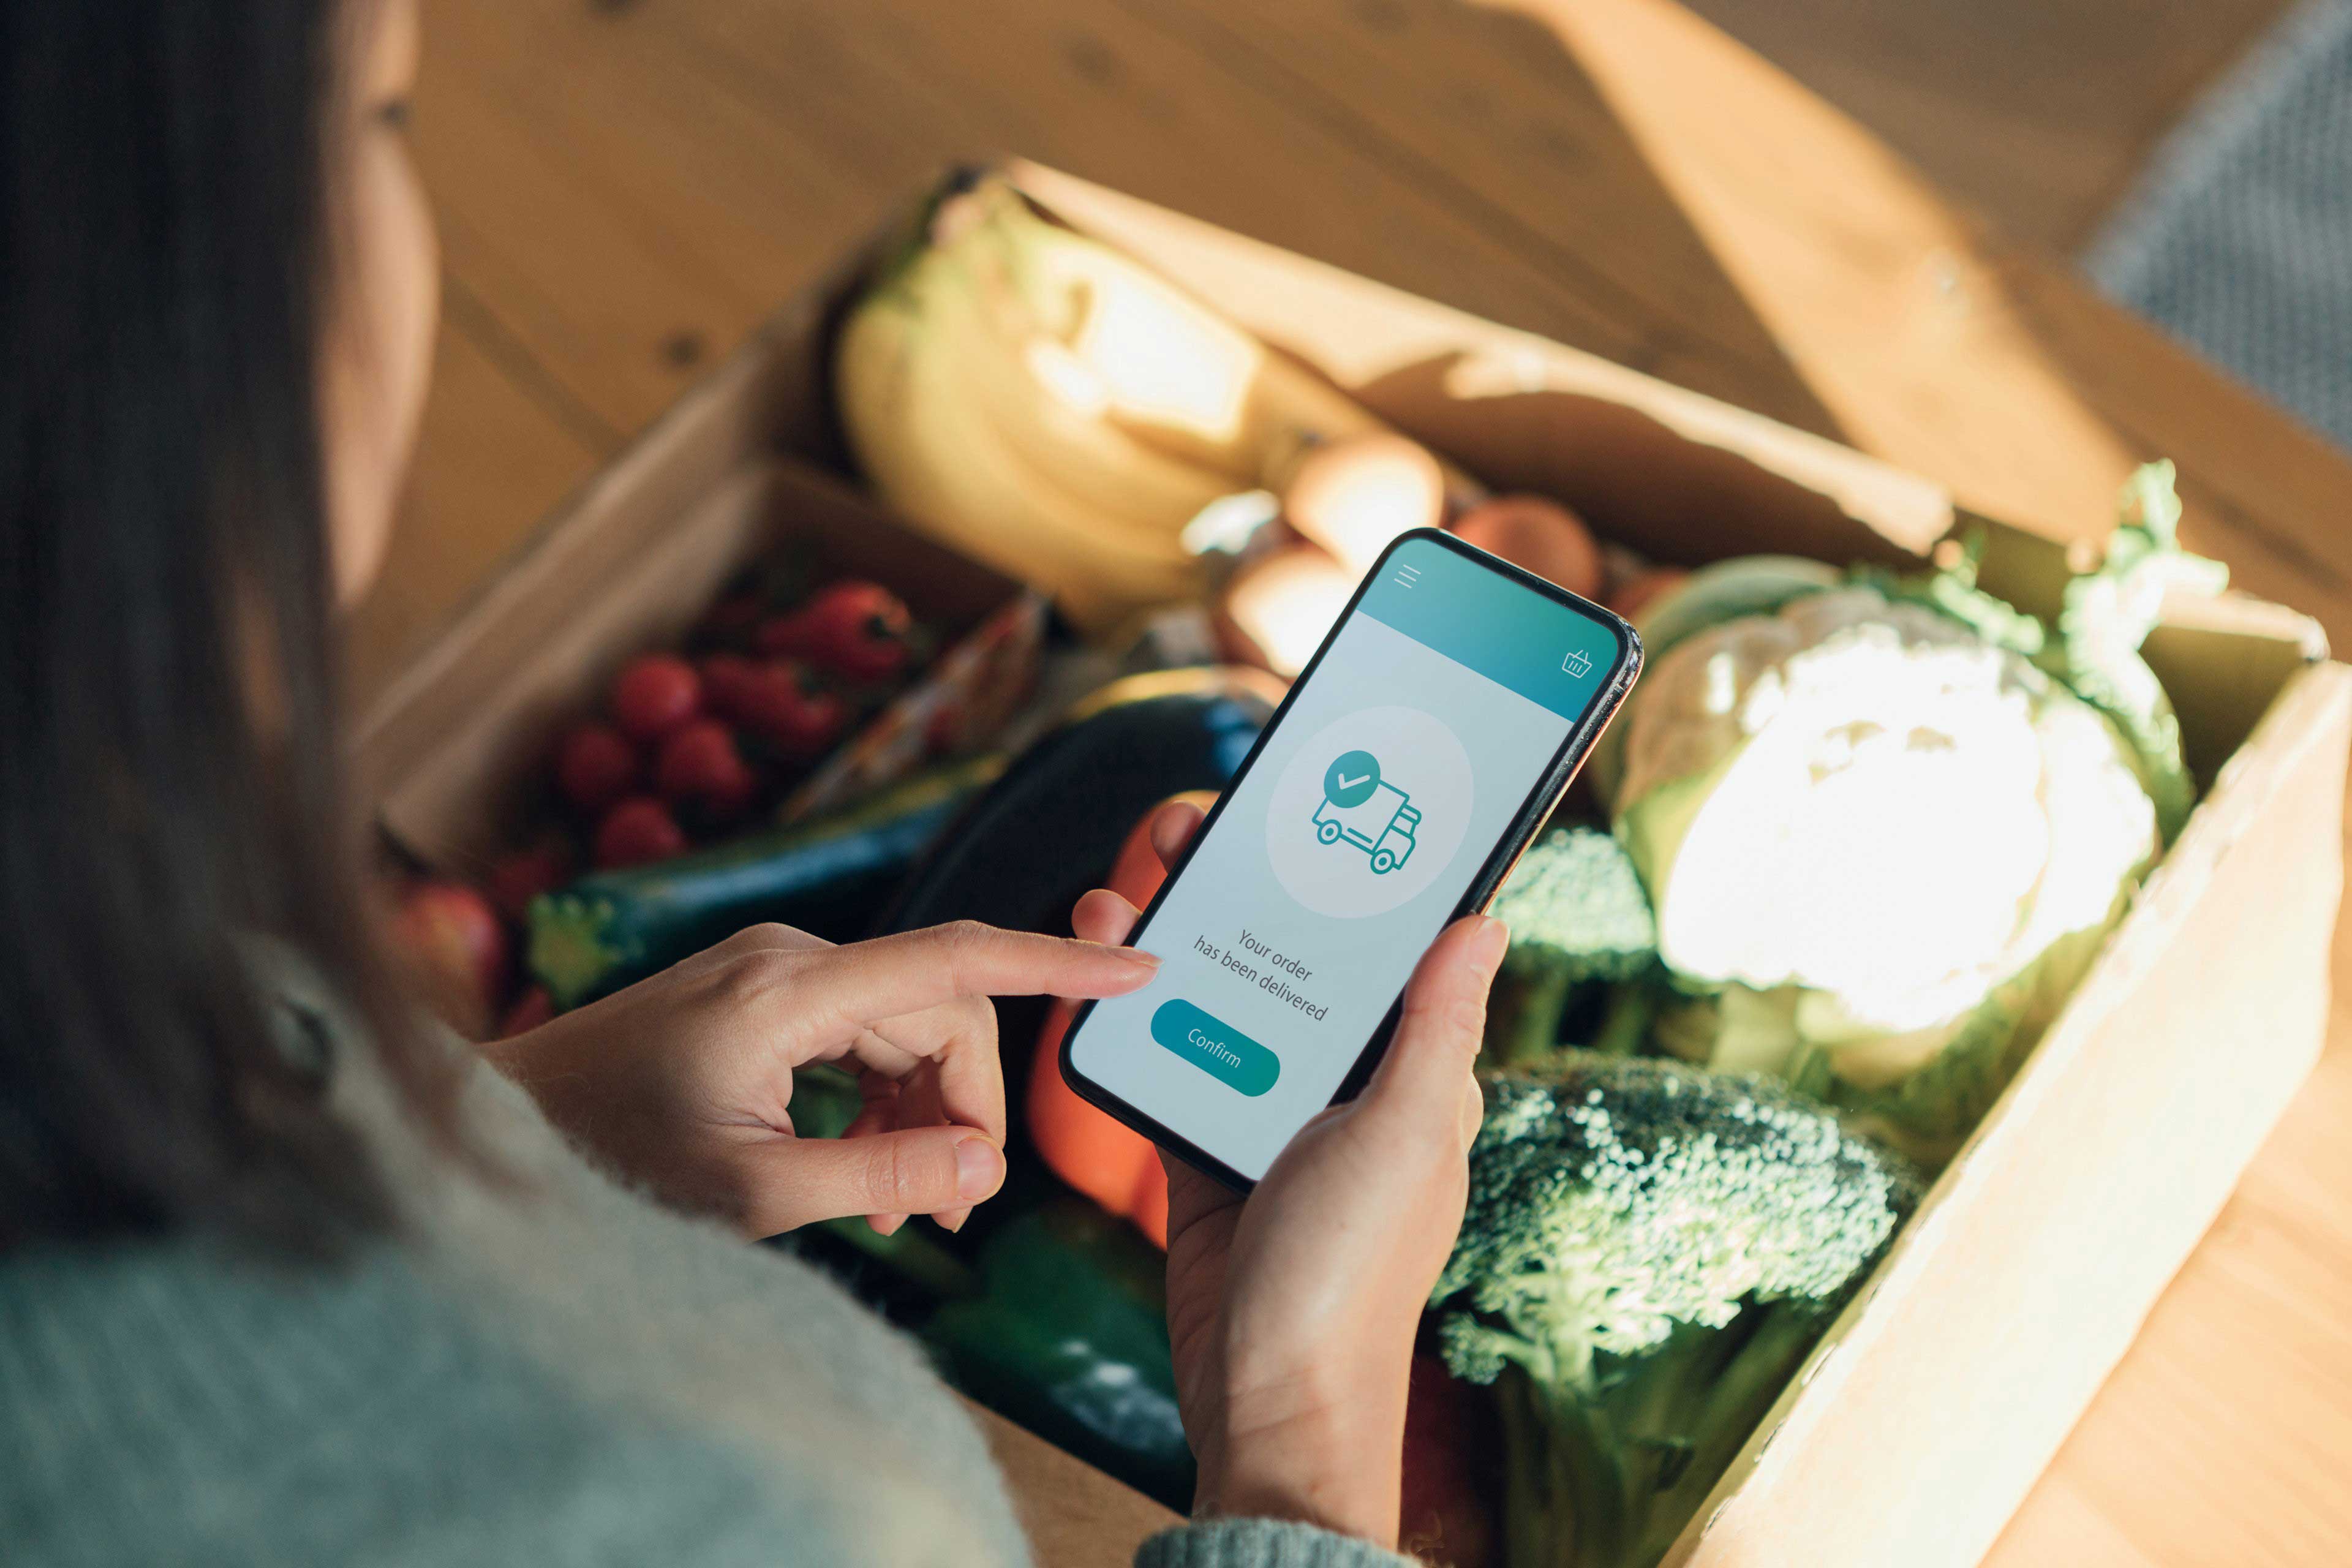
<box><xmin>1134</xmin><ymin>1518</ymin><xmax>1425</xmax><ymax>1568</ymax></box>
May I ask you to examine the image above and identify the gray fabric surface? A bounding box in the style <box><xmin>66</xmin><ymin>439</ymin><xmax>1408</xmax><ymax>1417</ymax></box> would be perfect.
<box><xmin>0</xmin><ymin>996</ymin><xmax>1384</xmax><ymax>1568</ymax></box>
<box><xmin>1134</xmin><ymin>1520</ymin><xmax>1417</xmax><ymax>1568</ymax></box>
<box><xmin>2086</xmin><ymin>0</ymin><xmax>2352</xmax><ymax>452</ymax></box>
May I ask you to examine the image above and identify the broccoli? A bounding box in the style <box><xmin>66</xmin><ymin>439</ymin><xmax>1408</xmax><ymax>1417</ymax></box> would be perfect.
<box><xmin>1485</xmin><ymin>829</ymin><xmax>1658</xmax><ymax>1065</ymax></box>
<box><xmin>1432</xmin><ymin>1055</ymin><xmax>1920</xmax><ymax>1568</ymax></box>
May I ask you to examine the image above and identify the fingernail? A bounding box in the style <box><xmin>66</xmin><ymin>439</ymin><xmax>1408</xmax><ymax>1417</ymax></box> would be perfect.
<box><xmin>869</xmin><ymin>1213</ymin><xmax>907</xmax><ymax>1237</ymax></box>
<box><xmin>935</xmin><ymin>1205</ymin><xmax>973</xmax><ymax>1234</ymax></box>
<box><xmin>956</xmin><ymin>1137</ymin><xmax>1006</xmax><ymax>1200</ymax></box>
<box><xmin>1118</xmin><ymin>947</ymin><xmax>1163</xmax><ymax>969</ymax></box>
<box><xmin>1469</xmin><ymin>916</ymin><xmax>1510</xmax><ymax>969</ymax></box>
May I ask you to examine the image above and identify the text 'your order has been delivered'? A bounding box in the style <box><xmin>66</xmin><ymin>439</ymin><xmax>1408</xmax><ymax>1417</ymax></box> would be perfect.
<box><xmin>1190</xmin><ymin>928</ymin><xmax>1327</xmax><ymax>1021</ymax></box>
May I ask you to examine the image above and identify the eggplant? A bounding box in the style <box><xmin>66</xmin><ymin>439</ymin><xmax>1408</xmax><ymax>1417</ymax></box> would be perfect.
<box><xmin>878</xmin><ymin>666</ymin><xmax>1281</xmax><ymax>941</ymax></box>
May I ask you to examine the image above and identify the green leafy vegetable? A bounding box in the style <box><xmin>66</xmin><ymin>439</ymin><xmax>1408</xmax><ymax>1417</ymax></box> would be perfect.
<box><xmin>1848</xmin><ymin>528</ymin><xmax>2045</xmax><ymax>659</ymax></box>
<box><xmin>2039</xmin><ymin>461</ymin><xmax>2228</xmax><ymax>840</ymax></box>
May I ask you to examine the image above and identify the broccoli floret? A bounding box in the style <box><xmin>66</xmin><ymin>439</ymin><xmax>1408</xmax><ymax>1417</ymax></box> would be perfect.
<box><xmin>1433</xmin><ymin>1055</ymin><xmax>1919</xmax><ymax>1568</ymax></box>
<box><xmin>1485</xmin><ymin>829</ymin><xmax>1657</xmax><ymax>1065</ymax></box>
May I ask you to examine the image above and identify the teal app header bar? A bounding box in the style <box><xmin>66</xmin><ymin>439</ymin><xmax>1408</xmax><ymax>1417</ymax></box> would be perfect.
<box><xmin>1355</xmin><ymin>535</ymin><xmax>1622</xmax><ymax>723</ymax></box>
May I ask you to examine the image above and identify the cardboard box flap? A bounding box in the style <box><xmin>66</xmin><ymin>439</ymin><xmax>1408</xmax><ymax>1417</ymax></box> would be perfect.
<box><xmin>1005</xmin><ymin>158</ymin><xmax>1954</xmax><ymax>567</ymax></box>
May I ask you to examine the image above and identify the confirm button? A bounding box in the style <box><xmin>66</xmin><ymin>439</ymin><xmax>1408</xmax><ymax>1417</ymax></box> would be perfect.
<box><xmin>1150</xmin><ymin>999</ymin><xmax>1280</xmax><ymax>1097</ymax></box>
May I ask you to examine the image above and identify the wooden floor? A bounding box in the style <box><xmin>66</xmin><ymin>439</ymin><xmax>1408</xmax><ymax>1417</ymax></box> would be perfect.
<box><xmin>352</xmin><ymin>0</ymin><xmax>2304</xmax><ymax>695</ymax></box>
<box><xmin>1687</xmin><ymin>0</ymin><xmax>2291</xmax><ymax>250</ymax></box>
<box><xmin>365</xmin><ymin>3</ymin><xmax>2352</xmax><ymax>1566</ymax></box>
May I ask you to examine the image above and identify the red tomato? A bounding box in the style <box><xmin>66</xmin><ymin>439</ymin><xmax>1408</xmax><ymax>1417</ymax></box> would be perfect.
<box><xmin>499</xmin><ymin>986</ymin><xmax>557</xmax><ymax>1038</ymax></box>
<box><xmin>752</xmin><ymin>612</ymin><xmax>814</xmax><ymax>660</ymax></box>
<box><xmin>553</xmin><ymin>723</ymin><xmax>639</xmax><ymax>813</ymax></box>
<box><xmin>609</xmin><ymin>654</ymin><xmax>703</xmax><ymax>741</ymax></box>
<box><xmin>698</xmin><ymin>652</ymin><xmax>762</xmax><ymax>725</ymax></box>
<box><xmin>594</xmin><ymin>797</ymin><xmax>687</xmax><ymax>869</ymax></box>
<box><xmin>655</xmin><ymin>718</ymin><xmax>755</xmax><ymax>806</ymax></box>
<box><xmin>486</xmin><ymin>840</ymin><xmax>573</xmax><ymax>922</ymax></box>
<box><xmin>735</xmin><ymin>658</ymin><xmax>850</xmax><ymax>760</ymax></box>
<box><xmin>391</xmin><ymin>881</ymin><xmax>510</xmax><ymax>1036</ymax></box>
<box><xmin>756</xmin><ymin>580</ymin><xmax>913</xmax><ymax>682</ymax></box>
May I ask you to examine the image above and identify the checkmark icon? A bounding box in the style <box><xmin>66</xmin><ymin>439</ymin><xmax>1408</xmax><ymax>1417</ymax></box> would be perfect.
<box><xmin>1321</xmin><ymin>748</ymin><xmax>1383</xmax><ymax>808</ymax></box>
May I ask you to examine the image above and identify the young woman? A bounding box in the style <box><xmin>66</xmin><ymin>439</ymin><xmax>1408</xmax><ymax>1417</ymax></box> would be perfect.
<box><xmin>0</xmin><ymin>4</ymin><xmax>1507</xmax><ymax>1564</ymax></box>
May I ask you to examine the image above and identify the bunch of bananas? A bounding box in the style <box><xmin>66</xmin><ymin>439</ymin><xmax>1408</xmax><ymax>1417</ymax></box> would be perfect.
<box><xmin>834</xmin><ymin>175</ymin><xmax>1400</xmax><ymax>635</ymax></box>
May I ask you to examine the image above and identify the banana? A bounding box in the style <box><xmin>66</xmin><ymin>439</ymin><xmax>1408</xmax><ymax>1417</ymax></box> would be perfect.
<box><xmin>966</xmin><ymin>184</ymin><xmax>1397</xmax><ymax>482</ymax></box>
<box><xmin>835</xmin><ymin>276</ymin><xmax>1201</xmax><ymax>634</ymax></box>
<box><xmin>834</xmin><ymin>175</ymin><xmax>1442</xmax><ymax>636</ymax></box>
<box><xmin>926</xmin><ymin>248</ymin><xmax>1243</xmax><ymax>541</ymax></box>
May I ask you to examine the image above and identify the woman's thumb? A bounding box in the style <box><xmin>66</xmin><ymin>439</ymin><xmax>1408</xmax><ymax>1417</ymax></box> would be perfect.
<box><xmin>743</xmin><ymin>1127</ymin><xmax>1006</xmax><ymax>1236</ymax></box>
<box><xmin>1364</xmin><ymin>914</ymin><xmax>1509</xmax><ymax>1117</ymax></box>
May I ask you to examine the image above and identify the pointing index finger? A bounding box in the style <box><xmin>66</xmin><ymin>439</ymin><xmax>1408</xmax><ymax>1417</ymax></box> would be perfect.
<box><xmin>795</xmin><ymin>921</ymin><xmax>1160</xmax><ymax>1036</ymax></box>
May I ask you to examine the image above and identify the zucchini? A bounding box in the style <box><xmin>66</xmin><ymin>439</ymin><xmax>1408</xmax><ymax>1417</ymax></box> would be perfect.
<box><xmin>528</xmin><ymin>754</ymin><xmax>1006</xmax><ymax>1009</ymax></box>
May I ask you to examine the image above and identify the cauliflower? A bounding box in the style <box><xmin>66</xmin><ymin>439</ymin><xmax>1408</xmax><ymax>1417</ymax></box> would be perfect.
<box><xmin>1613</xmin><ymin>577</ymin><xmax>2161</xmax><ymax>1164</ymax></box>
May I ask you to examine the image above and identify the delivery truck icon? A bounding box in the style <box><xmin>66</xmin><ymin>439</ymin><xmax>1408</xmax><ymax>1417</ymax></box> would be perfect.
<box><xmin>1311</xmin><ymin>748</ymin><xmax>1420</xmax><ymax>875</ymax></box>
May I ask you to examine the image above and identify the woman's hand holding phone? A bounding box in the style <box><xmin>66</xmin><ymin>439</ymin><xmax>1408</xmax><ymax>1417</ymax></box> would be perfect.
<box><xmin>1072</xmin><ymin>799</ymin><xmax>1508</xmax><ymax>1550</ymax></box>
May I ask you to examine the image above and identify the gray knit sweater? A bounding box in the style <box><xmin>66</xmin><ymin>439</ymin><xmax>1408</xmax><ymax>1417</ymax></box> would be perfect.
<box><xmin>0</xmin><ymin>977</ymin><xmax>1414</xmax><ymax>1568</ymax></box>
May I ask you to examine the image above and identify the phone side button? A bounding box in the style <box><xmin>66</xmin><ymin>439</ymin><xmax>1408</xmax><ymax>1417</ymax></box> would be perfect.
<box><xmin>1150</xmin><ymin>999</ymin><xmax>1280</xmax><ymax>1097</ymax></box>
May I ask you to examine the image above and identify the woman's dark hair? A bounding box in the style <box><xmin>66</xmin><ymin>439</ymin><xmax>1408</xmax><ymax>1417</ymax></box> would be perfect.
<box><xmin>0</xmin><ymin>1</ymin><xmax>445</xmax><ymax>1246</ymax></box>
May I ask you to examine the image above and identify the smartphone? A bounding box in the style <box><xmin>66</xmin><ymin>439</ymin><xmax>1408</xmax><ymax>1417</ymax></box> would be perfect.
<box><xmin>1060</xmin><ymin>527</ymin><xmax>1642</xmax><ymax>1189</ymax></box>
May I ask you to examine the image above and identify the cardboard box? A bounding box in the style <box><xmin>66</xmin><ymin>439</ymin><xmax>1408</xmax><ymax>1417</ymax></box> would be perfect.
<box><xmin>355</xmin><ymin>163</ymin><xmax>2352</xmax><ymax>1568</ymax></box>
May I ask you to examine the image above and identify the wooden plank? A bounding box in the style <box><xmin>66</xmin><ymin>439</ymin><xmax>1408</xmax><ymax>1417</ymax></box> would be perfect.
<box><xmin>410</xmin><ymin>0</ymin><xmax>1826</xmax><ymax>446</ymax></box>
<box><xmin>407</xmin><ymin>0</ymin><xmax>777</xmax><ymax>439</ymax></box>
<box><xmin>1076</xmin><ymin>0</ymin><xmax>1837</xmax><ymax>434</ymax></box>
<box><xmin>965</xmin><ymin>1400</ymin><xmax>1180</xmax><ymax>1568</ymax></box>
<box><xmin>347</xmin><ymin>304</ymin><xmax>602</xmax><ymax>704</ymax></box>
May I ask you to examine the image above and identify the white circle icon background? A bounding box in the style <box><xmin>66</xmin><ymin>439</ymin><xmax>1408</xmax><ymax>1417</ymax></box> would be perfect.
<box><xmin>1264</xmin><ymin>706</ymin><xmax>1474</xmax><ymax>919</ymax></box>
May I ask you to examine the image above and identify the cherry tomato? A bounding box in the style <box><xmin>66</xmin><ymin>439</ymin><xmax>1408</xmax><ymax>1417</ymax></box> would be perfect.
<box><xmin>655</xmin><ymin>718</ymin><xmax>755</xmax><ymax>805</ymax></box>
<box><xmin>756</xmin><ymin>580</ymin><xmax>914</xmax><ymax>682</ymax></box>
<box><xmin>736</xmin><ymin>658</ymin><xmax>850</xmax><ymax>760</ymax></box>
<box><xmin>609</xmin><ymin>654</ymin><xmax>703</xmax><ymax>741</ymax></box>
<box><xmin>698</xmin><ymin>652</ymin><xmax>762</xmax><ymax>726</ymax></box>
<box><xmin>594</xmin><ymin>796</ymin><xmax>687</xmax><ymax>869</ymax></box>
<box><xmin>553</xmin><ymin>722</ymin><xmax>639</xmax><ymax>813</ymax></box>
<box><xmin>486</xmin><ymin>840</ymin><xmax>574</xmax><ymax>922</ymax></box>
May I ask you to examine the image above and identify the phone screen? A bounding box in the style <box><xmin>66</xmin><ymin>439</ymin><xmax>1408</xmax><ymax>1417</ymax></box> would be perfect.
<box><xmin>1063</xmin><ymin>530</ymin><xmax>1638</xmax><ymax>1185</ymax></box>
